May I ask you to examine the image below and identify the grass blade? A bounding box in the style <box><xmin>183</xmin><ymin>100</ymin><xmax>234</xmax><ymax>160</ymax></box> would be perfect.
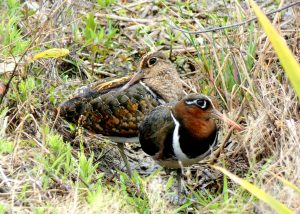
<box><xmin>271</xmin><ymin>172</ymin><xmax>300</xmax><ymax>196</ymax></box>
<box><xmin>248</xmin><ymin>0</ymin><xmax>300</xmax><ymax>98</ymax></box>
<box><xmin>211</xmin><ymin>165</ymin><xmax>293</xmax><ymax>214</ymax></box>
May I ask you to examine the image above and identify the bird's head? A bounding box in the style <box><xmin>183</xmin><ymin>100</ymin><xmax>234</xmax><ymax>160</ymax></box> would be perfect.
<box><xmin>173</xmin><ymin>94</ymin><xmax>241</xmax><ymax>137</ymax></box>
<box><xmin>119</xmin><ymin>51</ymin><xmax>183</xmax><ymax>102</ymax></box>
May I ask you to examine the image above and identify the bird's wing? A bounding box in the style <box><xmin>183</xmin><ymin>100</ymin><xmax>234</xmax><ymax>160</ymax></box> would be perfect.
<box><xmin>138</xmin><ymin>104</ymin><xmax>175</xmax><ymax>158</ymax></box>
<box><xmin>57</xmin><ymin>77</ymin><xmax>160</xmax><ymax>137</ymax></box>
<box><xmin>73</xmin><ymin>75</ymin><xmax>134</xmax><ymax>99</ymax></box>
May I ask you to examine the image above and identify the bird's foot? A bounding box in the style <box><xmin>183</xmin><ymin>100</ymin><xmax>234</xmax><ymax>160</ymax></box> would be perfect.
<box><xmin>167</xmin><ymin>192</ymin><xmax>188</xmax><ymax>205</ymax></box>
<box><xmin>167</xmin><ymin>184</ymin><xmax>189</xmax><ymax>205</ymax></box>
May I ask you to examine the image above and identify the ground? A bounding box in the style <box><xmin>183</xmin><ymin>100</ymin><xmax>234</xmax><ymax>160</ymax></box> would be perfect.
<box><xmin>0</xmin><ymin>0</ymin><xmax>299</xmax><ymax>213</ymax></box>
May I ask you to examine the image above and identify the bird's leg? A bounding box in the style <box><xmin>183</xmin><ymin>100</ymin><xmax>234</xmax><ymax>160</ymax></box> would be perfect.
<box><xmin>176</xmin><ymin>168</ymin><xmax>183</xmax><ymax>198</ymax></box>
<box><xmin>176</xmin><ymin>168</ymin><xmax>189</xmax><ymax>204</ymax></box>
<box><xmin>117</xmin><ymin>143</ymin><xmax>132</xmax><ymax>177</ymax></box>
<box><xmin>174</xmin><ymin>168</ymin><xmax>185</xmax><ymax>204</ymax></box>
<box><xmin>163</xmin><ymin>167</ymin><xmax>187</xmax><ymax>204</ymax></box>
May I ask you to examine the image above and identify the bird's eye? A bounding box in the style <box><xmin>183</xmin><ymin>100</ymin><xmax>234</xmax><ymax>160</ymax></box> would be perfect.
<box><xmin>196</xmin><ymin>99</ymin><xmax>209</xmax><ymax>109</ymax></box>
<box><xmin>148</xmin><ymin>57</ymin><xmax>157</xmax><ymax>66</ymax></box>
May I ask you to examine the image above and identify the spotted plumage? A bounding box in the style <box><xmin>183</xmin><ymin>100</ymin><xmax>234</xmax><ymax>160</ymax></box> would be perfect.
<box><xmin>57</xmin><ymin>51</ymin><xmax>185</xmax><ymax>175</ymax></box>
<box><xmin>58</xmin><ymin>52</ymin><xmax>184</xmax><ymax>139</ymax></box>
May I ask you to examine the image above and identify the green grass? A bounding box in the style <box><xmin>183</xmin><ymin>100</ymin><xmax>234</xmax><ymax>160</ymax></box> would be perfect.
<box><xmin>0</xmin><ymin>0</ymin><xmax>30</xmax><ymax>56</ymax></box>
<box><xmin>0</xmin><ymin>139</ymin><xmax>14</xmax><ymax>154</ymax></box>
<box><xmin>97</xmin><ymin>0</ymin><xmax>117</xmax><ymax>8</ymax></box>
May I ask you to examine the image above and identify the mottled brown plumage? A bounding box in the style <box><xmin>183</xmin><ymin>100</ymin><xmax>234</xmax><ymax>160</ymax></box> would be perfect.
<box><xmin>57</xmin><ymin>51</ymin><xmax>184</xmax><ymax>175</ymax></box>
<box><xmin>58</xmin><ymin>51</ymin><xmax>184</xmax><ymax>139</ymax></box>
<box><xmin>138</xmin><ymin>52</ymin><xmax>183</xmax><ymax>103</ymax></box>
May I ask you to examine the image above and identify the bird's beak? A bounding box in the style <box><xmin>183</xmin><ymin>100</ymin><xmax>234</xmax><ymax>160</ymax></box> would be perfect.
<box><xmin>118</xmin><ymin>69</ymin><xmax>144</xmax><ymax>92</ymax></box>
<box><xmin>211</xmin><ymin>109</ymin><xmax>242</xmax><ymax>131</ymax></box>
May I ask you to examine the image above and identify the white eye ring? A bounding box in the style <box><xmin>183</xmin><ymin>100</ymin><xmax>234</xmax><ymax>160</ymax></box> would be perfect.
<box><xmin>185</xmin><ymin>100</ymin><xmax>196</xmax><ymax>105</ymax></box>
<box><xmin>197</xmin><ymin>100</ymin><xmax>207</xmax><ymax>109</ymax></box>
<box><xmin>185</xmin><ymin>99</ymin><xmax>208</xmax><ymax>109</ymax></box>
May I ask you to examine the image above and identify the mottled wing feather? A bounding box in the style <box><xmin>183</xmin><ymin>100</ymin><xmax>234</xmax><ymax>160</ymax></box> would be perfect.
<box><xmin>59</xmin><ymin>82</ymin><xmax>160</xmax><ymax>137</ymax></box>
<box><xmin>138</xmin><ymin>105</ymin><xmax>175</xmax><ymax>157</ymax></box>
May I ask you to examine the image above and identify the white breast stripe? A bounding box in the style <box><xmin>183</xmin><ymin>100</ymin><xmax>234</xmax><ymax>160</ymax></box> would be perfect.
<box><xmin>170</xmin><ymin>112</ymin><xmax>189</xmax><ymax>160</ymax></box>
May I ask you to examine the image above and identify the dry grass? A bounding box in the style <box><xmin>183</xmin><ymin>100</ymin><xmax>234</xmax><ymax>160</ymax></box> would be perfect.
<box><xmin>0</xmin><ymin>0</ymin><xmax>299</xmax><ymax>213</ymax></box>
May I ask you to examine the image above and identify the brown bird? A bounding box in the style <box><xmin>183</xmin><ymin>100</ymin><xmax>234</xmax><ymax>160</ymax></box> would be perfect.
<box><xmin>58</xmin><ymin>51</ymin><xmax>184</xmax><ymax>176</ymax></box>
<box><xmin>138</xmin><ymin>93</ymin><xmax>241</xmax><ymax>198</ymax></box>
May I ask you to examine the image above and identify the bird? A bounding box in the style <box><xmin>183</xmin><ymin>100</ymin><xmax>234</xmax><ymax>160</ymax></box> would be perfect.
<box><xmin>57</xmin><ymin>51</ymin><xmax>185</xmax><ymax>176</ymax></box>
<box><xmin>138</xmin><ymin>93</ymin><xmax>241</xmax><ymax>199</ymax></box>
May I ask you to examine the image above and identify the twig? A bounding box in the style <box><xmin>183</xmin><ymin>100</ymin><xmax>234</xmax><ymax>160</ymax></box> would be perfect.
<box><xmin>170</xmin><ymin>1</ymin><xmax>300</xmax><ymax>35</ymax></box>
<box><xmin>22</xmin><ymin>131</ymin><xmax>50</xmax><ymax>154</ymax></box>
<box><xmin>85</xmin><ymin>66</ymin><xmax>117</xmax><ymax>77</ymax></box>
<box><xmin>81</xmin><ymin>11</ymin><xmax>157</xmax><ymax>24</ymax></box>
<box><xmin>44</xmin><ymin>170</ymin><xmax>71</xmax><ymax>192</ymax></box>
<box><xmin>113</xmin><ymin>0</ymin><xmax>153</xmax><ymax>12</ymax></box>
<box><xmin>77</xmin><ymin>176</ymin><xmax>92</xmax><ymax>190</ymax></box>
<box><xmin>0</xmin><ymin>165</ymin><xmax>12</xmax><ymax>188</ymax></box>
<box><xmin>93</xmin><ymin>147</ymin><xmax>113</xmax><ymax>164</ymax></box>
<box><xmin>208</xmin><ymin>127</ymin><xmax>235</xmax><ymax>164</ymax></box>
<box><xmin>207</xmin><ymin>98</ymin><xmax>245</xmax><ymax>164</ymax></box>
<box><xmin>179</xmin><ymin>79</ymin><xmax>197</xmax><ymax>94</ymax></box>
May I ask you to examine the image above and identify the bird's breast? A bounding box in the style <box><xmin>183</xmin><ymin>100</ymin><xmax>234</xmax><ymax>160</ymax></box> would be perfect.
<box><xmin>155</xmin><ymin>116</ymin><xmax>218</xmax><ymax>165</ymax></box>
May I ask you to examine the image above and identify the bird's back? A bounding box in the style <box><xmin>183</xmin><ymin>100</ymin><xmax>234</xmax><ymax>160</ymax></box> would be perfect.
<box><xmin>59</xmin><ymin>76</ymin><xmax>161</xmax><ymax>137</ymax></box>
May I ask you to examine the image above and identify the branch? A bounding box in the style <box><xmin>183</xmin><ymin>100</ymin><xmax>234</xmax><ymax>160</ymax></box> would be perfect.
<box><xmin>170</xmin><ymin>1</ymin><xmax>300</xmax><ymax>35</ymax></box>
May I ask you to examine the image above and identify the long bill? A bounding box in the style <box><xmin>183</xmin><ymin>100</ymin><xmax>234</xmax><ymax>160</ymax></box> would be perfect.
<box><xmin>118</xmin><ymin>69</ymin><xmax>144</xmax><ymax>92</ymax></box>
<box><xmin>211</xmin><ymin>109</ymin><xmax>242</xmax><ymax>131</ymax></box>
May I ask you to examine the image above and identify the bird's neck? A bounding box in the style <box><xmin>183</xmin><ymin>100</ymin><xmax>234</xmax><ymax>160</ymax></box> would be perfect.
<box><xmin>173</xmin><ymin>112</ymin><xmax>218</xmax><ymax>159</ymax></box>
<box><xmin>182</xmin><ymin>116</ymin><xmax>217</xmax><ymax>140</ymax></box>
<box><xmin>143</xmin><ymin>75</ymin><xmax>183</xmax><ymax>103</ymax></box>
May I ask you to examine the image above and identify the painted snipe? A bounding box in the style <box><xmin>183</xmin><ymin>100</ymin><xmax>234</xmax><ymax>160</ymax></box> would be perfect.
<box><xmin>138</xmin><ymin>93</ymin><xmax>241</xmax><ymax>198</ymax></box>
<box><xmin>58</xmin><ymin>51</ymin><xmax>184</xmax><ymax>176</ymax></box>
